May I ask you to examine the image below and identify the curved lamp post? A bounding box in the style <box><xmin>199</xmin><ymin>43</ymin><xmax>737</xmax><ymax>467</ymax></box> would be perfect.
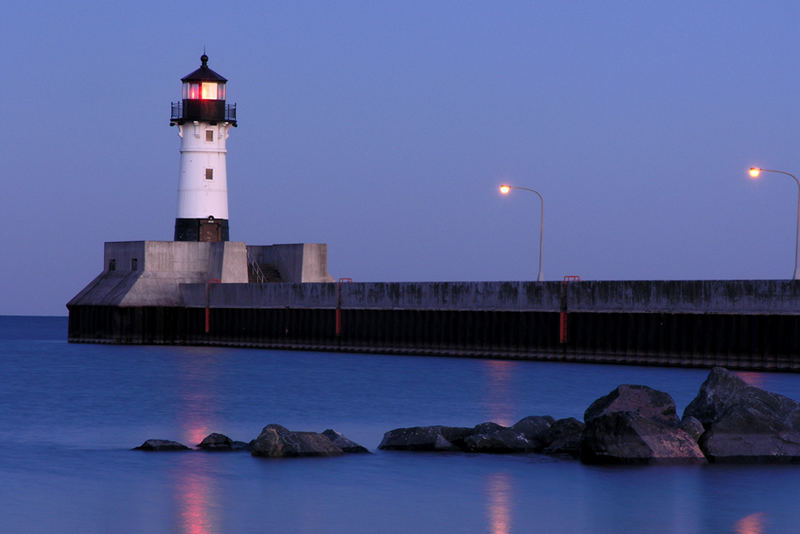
<box><xmin>749</xmin><ymin>167</ymin><xmax>800</xmax><ymax>280</ymax></box>
<box><xmin>499</xmin><ymin>184</ymin><xmax>544</xmax><ymax>282</ymax></box>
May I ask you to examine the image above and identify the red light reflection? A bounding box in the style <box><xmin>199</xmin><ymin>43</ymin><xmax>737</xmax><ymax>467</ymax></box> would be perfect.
<box><xmin>178</xmin><ymin>471</ymin><xmax>212</xmax><ymax>534</ymax></box>
<box><xmin>484</xmin><ymin>360</ymin><xmax>516</xmax><ymax>426</ymax></box>
<box><xmin>486</xmin><ymin>472</ymin><xmax>512</xmax><ymax>534</ymax></box>
<box><xmin>173</xmin><ymin>350</ymin><xmax>220</xmax><ymax>533</ymax></box>
<box><xmin>735</xmin><ymin>512</ymin><xmax>766</xmax><ymax>534</ymax></box>
<box><xmin>734</xmin><ymin>371</ymin><xmax>766</xmax><ymax>388</ymax></box>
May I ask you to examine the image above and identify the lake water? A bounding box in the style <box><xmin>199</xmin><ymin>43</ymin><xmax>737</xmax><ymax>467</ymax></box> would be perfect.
<box><xmin>2</xmin><ymin>316</ymin><xmax>799</xmax><ymax>533</ymax></box>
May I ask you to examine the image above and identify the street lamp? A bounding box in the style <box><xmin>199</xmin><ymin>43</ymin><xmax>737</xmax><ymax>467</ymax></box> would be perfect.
<box><xmin>748</xmin><ymin>167</ymin><xmax>800</xmax><ymax>280</ymax></box>
<box><xmin>499</xmin><ymin>184</ymin><xmax>544</xmax><ymax>282</ymax></box>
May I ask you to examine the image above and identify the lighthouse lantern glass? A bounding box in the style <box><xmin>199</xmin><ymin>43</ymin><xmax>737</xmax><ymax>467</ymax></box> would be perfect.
<box><xmin>182</xmin><ymin>82</ymin><xmax>199</xmax><ymax>100</ymax></box>
<box><xmin>182</xmin><ymin>82</ymin><xmax>225</xmax><ymax>100</ymax></box>
<box><xmin>201</xmin><ymin>82</ymin><xmax>218</xmax><ymax>100</ymax></box>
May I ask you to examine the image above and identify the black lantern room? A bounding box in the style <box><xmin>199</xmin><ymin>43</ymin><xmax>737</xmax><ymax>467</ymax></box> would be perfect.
<box><xmin>170</xmin><ymin>55</ymin><xmax>237</xmax><ymax>126</ymax></box>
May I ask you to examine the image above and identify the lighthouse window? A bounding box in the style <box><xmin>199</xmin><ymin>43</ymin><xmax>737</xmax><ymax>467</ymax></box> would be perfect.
<box><xmin>205</xmin><ymin>169</ymin><xmax>214</xmax><ymax>180</ymax></box>
<box><xmin>131</xmin><ymin>258</ymin><xmax>138</xmax><ymax>271</ymax></box>
<box><xmin>206</xmin><ymin>130</ymin><xmax>214</xmax><ymax>142</ymax></box>
<box><xmin>109</xmin><ymin>259</ymin><xmax>116</xmax><ymax>272</ymax></box>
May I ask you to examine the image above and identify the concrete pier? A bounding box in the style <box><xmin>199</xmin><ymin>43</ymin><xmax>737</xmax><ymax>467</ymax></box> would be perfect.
<box><xmin>68</xmin><ymin>275</ymin><xmax>800</xmax><ymax>371</ymax></box>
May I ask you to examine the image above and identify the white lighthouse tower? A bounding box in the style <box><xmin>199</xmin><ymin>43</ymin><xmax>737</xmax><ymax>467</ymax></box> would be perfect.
<box><xmin>170</xmin><ymin>54</ymin><xmax>237</xmax><ymax>242</ymax></box>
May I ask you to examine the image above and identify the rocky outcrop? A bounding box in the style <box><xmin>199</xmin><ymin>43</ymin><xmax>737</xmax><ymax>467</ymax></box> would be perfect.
<box><xmin>131</xmin><ymin>367</ymin><xmax>800</xmax><ymax>466</ymax></box>
<box><xmin>322</xmin><ymin>429</ymin><xmax>370</xmax><ymax>453</ymax></box>
<box><xmin>197</xmin><ymin>433</ymin><xmax>250</xmax><ymax>451</ymax></box>
<box><xmin>133</xmin><ymin>439</ymin><xmax>190</xmax><ymax>451</ymax></box>
<box><xmin>251</xmin><ymin>424</ymin><xmax>345</xmax><ymax>458</ymax></box>
<box><xmin>380</xmin><ymin>416</ymin><xmax>559</xmax><ymax>454</ymax></box>
<box><xmin>379</xmin><ymin>426</ymin><xmax>472</xmax><ymax>451</ymax></box>
<box><xmin>581</xmin><ymin>385</ymin><xmax>705</xmax><ymax>464</ymax></box>
<box><xmin>683</xmin><ymin>367</ymin><xmax>800</xmax><ymax>463</ymax></box>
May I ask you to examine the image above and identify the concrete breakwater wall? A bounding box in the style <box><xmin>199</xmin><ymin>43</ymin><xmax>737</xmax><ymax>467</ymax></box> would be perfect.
<box><xmin>68</xmin><ymin>280</ymin><xmax>800</xmax><ymax>371</ymax></box>
<box><xmin>178</xmin><ymin>279</ymin><xmax>800</xmax><ymax>314</ymax></box>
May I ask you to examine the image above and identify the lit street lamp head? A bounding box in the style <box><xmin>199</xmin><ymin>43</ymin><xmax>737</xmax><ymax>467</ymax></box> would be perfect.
<box><xmin>499</xmin><ymin>184</ymin><xmax>511</xmax><ymax>195</ymax></box>
<box><xmin>749</xmin><ymin>167</ymin><xmax>762</xmax><ymax>179</ymax></box>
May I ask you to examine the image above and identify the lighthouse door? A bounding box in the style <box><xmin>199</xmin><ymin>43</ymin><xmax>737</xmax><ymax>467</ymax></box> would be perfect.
<box><xmin>199</xmin><ymin>219</ymin><xmax>222</xmax><ymax>242</ymax></box>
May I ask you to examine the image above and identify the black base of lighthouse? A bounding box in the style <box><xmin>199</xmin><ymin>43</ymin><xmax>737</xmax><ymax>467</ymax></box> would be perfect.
<box><xmin>174</xmin><ymin>218</ymin><xmax>229</xmax><ymax>242</ymax></box>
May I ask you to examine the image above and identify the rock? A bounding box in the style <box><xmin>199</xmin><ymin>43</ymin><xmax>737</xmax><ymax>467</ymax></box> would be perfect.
<box><xmin>683</xmin><ymin>367</ymin><xmax>749</xmax><ymax>426</ymax></box>
<box><xmin>461</xmin><ymin>418</ymin><xmax>556</xmax><ymax>453</ymax></box>
<box><xmin>684</xmin><ymin>367</ymin><xmax>800</xmax><ymax>463</ymax></box>
<box><xmin>541</xmin><ymin>418</ymin><xmax>584</xmax><ymax>457</ymax></box>
<box><xmin>378</xmin><ymin>426</ymin><xmax>472</xmax><ymax>451</ymax></box>
<box><xmin>678</xmin><ymin>416</ymin><xmax>704</xmax><ymax>442</ymax></box>
<box><xmin>511</xmin><ymin>416</ymin><xmax>554</xmax><ymax>449</ymax></box>
<box><xmin>463</xmin><ymin>427</ymin><xmax>532</xmax><ymax>453</ymax></box>
<box><xmin>321</xmin><ymin>429</ymin><xmax>370</xmax><ymax>453</ymax></box>
<box><xmin>133</xmin><ymin>439</ymin><xmax>190</xmax><ymax>451</ymax></box>
<box><xmin>585</xmin><ymin>384</ymin><xmax>680</xmax><ymax>427</ymax></box>
<box><xmin>472</xmin><ymin>422</ymin><xmax>505</xmax><ymax>434</ymax></box>
<box><xmin>197</xmin><ymin>433</ymin><xmax>250</xmax><ymax>451</ymax></box>
<box><xmin>251</xmin><ymin>424</ymin><xmax>344</xmax><ymax>458</ymax></box>
<box><xmin>581</xmin><ymin>384</ymin><xmax>705</xmax><ymax>464</ymax></box>
<box><xmin>580</xmin><ymin>412</ymin><xmax>706</xmax><ymax>465</ymax></box>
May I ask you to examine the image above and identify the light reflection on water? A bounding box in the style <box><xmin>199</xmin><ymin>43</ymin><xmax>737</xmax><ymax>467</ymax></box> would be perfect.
<box><xmin>483</xmin><ymin>360</ymin><xmax>516</xmax><ymax>426</ymax></box>
<box><xmin>174</xmin><ymin>353</ymin><xmax>218</xmax><ymax>534</ymax></box>
<box><xmin>177</xmin><ymin>353</ymin><xmax>217</xmax><ymax>446</ymax></box>
<box><xmin>486</xmin><ymin>472</ymin><xmax>512</xmax><ymax>534</ymax></box>
<box><xmin>734</xmin><ymin>371</ymin><xmax>766</xmax><ymax>388</ymax></box>
<box><xmin>735</xmin><ymin>512</ymin><xmax>766</xmax><ymax>534</ymax></box>
<box><xmin>174</xmin><ymin>464</ymin><xmax>213</xmax><ymax>534</ymax></box>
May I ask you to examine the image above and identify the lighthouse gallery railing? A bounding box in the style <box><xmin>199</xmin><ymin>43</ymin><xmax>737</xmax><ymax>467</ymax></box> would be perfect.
<box><xmin>170</xmin><ymin>101</ymin><xmax>237</xmax><ymax>123</ymax></box>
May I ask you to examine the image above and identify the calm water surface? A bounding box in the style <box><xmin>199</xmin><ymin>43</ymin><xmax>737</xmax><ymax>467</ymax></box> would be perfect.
<box><xmin>2</xmin><ymin>316</ymin><xmax>799</xmax><ymax>533</ymax></box>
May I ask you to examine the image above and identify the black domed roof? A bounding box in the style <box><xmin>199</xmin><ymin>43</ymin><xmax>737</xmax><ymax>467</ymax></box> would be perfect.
<box><xmin>181</xmin><ymin>54</ymin><xmax>227</xmax><ymax>83</ymax></box>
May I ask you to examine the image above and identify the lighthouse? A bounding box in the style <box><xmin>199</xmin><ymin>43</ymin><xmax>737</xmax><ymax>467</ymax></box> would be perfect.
<box><xmin>170</xmin><ymin>54</ymin><xmax>237</xmax><ymax>242</ymax></box>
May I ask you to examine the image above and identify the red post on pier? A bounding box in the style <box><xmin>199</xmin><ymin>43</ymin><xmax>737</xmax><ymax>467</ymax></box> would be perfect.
<box><xmin>560</xmin><ymin>275</ymin><xmax>581</xmax><ymax>344</ymax></box>
<box><xmin>336</xmin><ymin>277</ymin><xmax>353</xmax><ymax>337</ymax></box>
<box><xmin>205</xmin><ymin>278</ymin><xmax>221</xmax><ymax>334</ymax></box>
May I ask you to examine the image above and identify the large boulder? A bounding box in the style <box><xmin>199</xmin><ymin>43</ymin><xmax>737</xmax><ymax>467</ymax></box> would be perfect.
<box><xmin>541</xmin><ymin>417</ymin><xmax>584</xmax><ymax>457</ymax></box>
<box><xmin>133</xmin><ymin>439</ymin><xmax>190</xmax><ymax>451</ymax></box>
<box><xmin>581</xmin><ymin>412</ymin><xmax>706</xmax><ymax>464</ymax></box>
<box><xmin>683</xmin><ymin>367</ymin><xmax>751</xmax><ymax>426</ymax></box>
<box><xmin>684</xmin><ymin>367</ymin><xmax>800</xmax><ymax>462</ymax></box>
<box><xmin>251</xmin><ymin>424</ymin><xmax>344</xmax><ymax>458</ymax></box>
<box><xmin>581</xmin><ymin>384</ymin><xmax>705</xmax><ymax>464</ymax></box>
<box><xmin>321</xmin><ymin>429</ymin><xmax>370</xmax><ymax>453</ymax></box>
<box><xmin>378</xmin><ymin>426</ymin><xmax>472</xmax><ymax>451</ymax></box>
<box><xmin>585</xmin><ymin>385</ymin><xmax>680</xmax><ymax>427</ymax></box>
<box><xmin>197</xmin><ymin>433</ymin><xmax>250</xmax><ymax>451</ymax></box>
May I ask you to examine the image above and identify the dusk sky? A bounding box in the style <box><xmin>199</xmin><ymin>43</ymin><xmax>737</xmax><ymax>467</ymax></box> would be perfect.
<box><xmin>3</xmin><ymin>1</ymin><xmax>800</xmax><ymax>315</ymax></box>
